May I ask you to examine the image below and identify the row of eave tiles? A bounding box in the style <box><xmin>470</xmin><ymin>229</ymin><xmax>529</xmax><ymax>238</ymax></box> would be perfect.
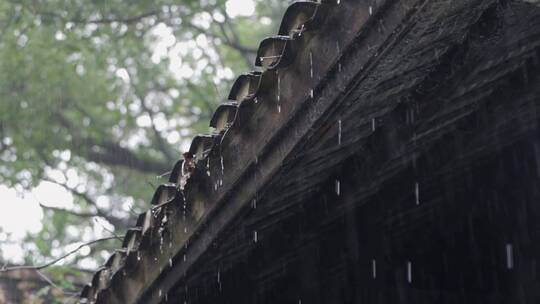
<box><xmin>80</xmin><ymin>0</ymin><xmax>344</xmax><ymax>301</ymax></box>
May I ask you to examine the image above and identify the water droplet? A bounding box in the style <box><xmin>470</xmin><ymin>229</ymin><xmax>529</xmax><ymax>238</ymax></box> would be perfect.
<box><xmin>253</xmin><ymin>230</ymin><xmax>258</xmax><ymax>243</ymax></box>
<box><xmin>159</xmin><ymin>289</ymin><xmax>162</xmax><ymax>297</ymax></box>
<box><xmin>220</xmin><ymin>156</ymin><xmax>224</xmax><ymax>174</ymax></box>
<box><xmin>252</xmin><ymin>199</ymin><xmax>257</xmax><ymax>209</ymax></box>
<box><xmin>277</xmin><ymin>74</ymin><xmax>281</xmax><ymax>103</ymax></box>
<box><xmin>407</xmin><ymin>261</ymin><xmax>412</xmax><ymax>283</ymax></box>
<box><xmin>206</xmin><ymin>158</ymin><xmax>211</xmax><ymax>176</ymax></box>
<box><xmin>371</xmin><ymin>118</ymin><xmax>376</xmax><ymax>131</ymax></box>
<box><xmin>506</xmin><ymin>243</ymin><xmax>514</xmax><ymax>269</ymax></box>
<box><xmin>415</xmin><ymin>182</ymin><xmax>420</xmax><ymax>205</ymax></box>
<box><xmin>278</xmin><ymin>105</ymin><xmax>281</xmax><ymax>113</ymax></box>
<box><xmin>372</xmin><ymin>259</ymin><xmax>377</xmax><ymax>279</ymax></box>
<box><xmin>336</xmin><ymin>42</ymin><xmax>342</xmax><ymax>72</ymax></box>
<box><xmin>137</xmin><ymin>252</ymin><xmax>141</xmax><ymax>261</ymax></box>
<box><xmin>338</xmin><ymin>119</ymin><xmax>342</xmax><ymax>145</ymax></box>
<box><xmin>335</xmin><ymin>180</ymin><xmax>341</xmax><ymax>196</ymax></box>
<box><xmin>310</xmin><ymin>89</ymin><xmax>314</xmax><ymax>99</ymax></box>
<box><xmin>369</xmin><ymin>6</ymin><xmax>373</xmax><ymax>15</ymax></box>
<box><xmin>183</xmin><ymin>254</ymin><xmax>187</xmax><ymax>262</ymax></box>
<box><xmin>309</xmin><ymin>52</ymin><xmax>314</xmax><ymax>79</ymax></box>
<box><xmin>169</xmin><ymin>258</ymin><xmax>173</xmax><ymax>267</ymax></box>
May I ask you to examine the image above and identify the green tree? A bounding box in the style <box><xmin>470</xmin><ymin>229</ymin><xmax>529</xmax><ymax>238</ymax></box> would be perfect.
<box><xmin>0</xmin><ymin>0</ymin><xmax>289</xmax><ymax>285</ymax></box>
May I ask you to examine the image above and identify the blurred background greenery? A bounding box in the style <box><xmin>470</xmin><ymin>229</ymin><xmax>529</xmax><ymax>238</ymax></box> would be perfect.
<box><xmin>0</xmin><ymin>0</ymin><xmax>289</xmax><ymax>299</ymax></box>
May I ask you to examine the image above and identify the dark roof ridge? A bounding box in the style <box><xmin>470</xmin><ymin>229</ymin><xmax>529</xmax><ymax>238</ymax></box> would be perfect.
<box><xmin>79</xmin><ymin>0</ymin><xmax>341</xmax><ymax>301</ymax></box>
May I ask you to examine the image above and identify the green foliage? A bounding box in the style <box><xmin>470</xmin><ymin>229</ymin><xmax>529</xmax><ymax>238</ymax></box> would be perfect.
<box><xmin>0</xmin><ymin>0</ymin><xmax>286</xmax><ymax>293</ymax></box>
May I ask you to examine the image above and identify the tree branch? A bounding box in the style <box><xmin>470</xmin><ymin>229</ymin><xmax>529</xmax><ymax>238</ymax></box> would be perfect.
<box><xmin>0</xmin><ymin>236</ymin><xmax>123</xmax><ymax>272</ymax></box>
<box><xmin>73</xmin><ymin>10</ymin><xmax>160</xmax><ymax>25</ymax></box>
<box><xmin>54</xmin><ymin>112</ymin><xmax>169</xmax><ymax>174</ymax></box>
<box><xmin>183</xmin><ymin>23</ymin><xmax>256</xmax><ymax>67</ymax></box>
<box><xmin>41</xmin><ymin>178</ymin><xmax>130</xmax><ymax>230</ymax></box>
<box><xmin>39</xmin><ymin>203</ymin><xmax>99</xmax><ymax>219</ymax></box>
<box><xmin>129</xmin><ymin>75</ymin><xmax>176</xmax><ymax>164</ymax></box>
<box><xmin>30</xmin><ymin>7</ymin><xmax>161</xmax><ymax>25</ymax></box>
<box><xmin>35</xmin><ymin>269</ymin><xmax>79</xmax><ymax>297</ymax></box>
<box><xmin>82</xmin><ymin>137</ymin><xmax>170</xmax><ymax>174</ymax></box>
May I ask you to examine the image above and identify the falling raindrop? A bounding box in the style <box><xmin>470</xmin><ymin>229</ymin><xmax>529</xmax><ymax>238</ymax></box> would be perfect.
<box><xmin>252</xmin><ymin>199</ymin><xmax>257</xmax><ymax>209</ymax></box>
<box><xmin>335</xmin><ymin>179</ymin><xmax>341</xmax><ymax>196</ymax></box>
<box><xmin>159</xmin><ymin>289</ymin><xmax>162</xmax><ymax>297</ymax></box>
<box><xmin>278</xmin><ymin>105</ymin><xmax>281</xmax><ymax>113</ymax></box>
<box><xmin>254</xmin><ymin>97</ymin><xmax>258</xmax><ymax>104</ymax></box>
<box><xmin>372</xmin><ymin>259</ymin><xmax>377</xmax><ymax>279</ymax></box>
<box><xmin>371</xmin><ymin>118</ymin><xmax>376</xmax><ymax>131</ymax></box>
<box><xmin>169</xmin><ymin>258</ymin><xmax>173</xmax><ymax>267</ymax></box>
<box><xmin>137</xmin><ymin>252</ymin><xmax>141</xmax><ymax>261</ymax></box>
<box><xmin>309</xmin><ymin>52</ymin><xmax>314</xmax><ymax>79</ymax></box>
<box><xmin>407</xmin><ymin>261</ymin><xmax>412</xmax><ymax>283</ymax></box>
<box><xmin>219</xmin><ymin>179</ymin><xmax>223</xmax><ymax>186</ymax></box>
<box><xmin>253</xmin><ymin>230</ymin><xmax>258</xmax><ymax>243</ymax></box>
<box><xmin>415</xmin><ymin>182</ymin><xmax>420</xmax><ymax>205</ymax></box>
<box><xmin>338</xmin><ymin>119</ymin><xmax>342</xmax><ymax>145</ymax></box>
<box><xmin>369</xmin><ymin>6</ymin><xmax>373</xmax><ymax>15</ymax></box>
<box><xmin>220</xmin><ymin>156</ymin><xmax>225</xmax><ymax>174</ymax></box>
<box><xmin>277</xmin><ymin>74</ymin><xmax>281</xmax><ymax>103</ymax></box>
<box><xmin>206</xmin><ymin>158</ymin><xmax>211</xmax><ymax>176</ymax></box>
<box><xmin>336</xmin><ymin>42</ymin><xmax>342</xmax><ymax>72</ymax></box>
<box><xmin>310</xmin><ymin>89</ymin><xmax>314</xmax><ymax>99</ymax></box>
<box><xmin>506</xmin><ymin>243</ymin><xmax>514</xmax><ymax>269</ymax></box>
<box><xmin>183</xmin><ymin>254</ymin><xmax>187</xmax><ymax>262</ymax></box>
